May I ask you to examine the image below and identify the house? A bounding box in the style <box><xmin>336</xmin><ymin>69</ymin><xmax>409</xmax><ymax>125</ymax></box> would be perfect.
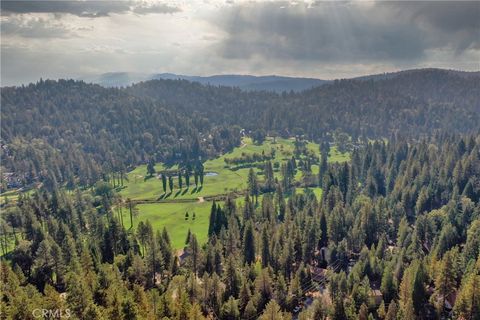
<box><xmin>370</xmin><ymin>289</ymin><xmax>383</xmax><ymax>306</ymax></box>
<box><xmin>319</xmin><ymin>246</ymin><xmax>329</xmax><ymax>262</ymax></box>
<box><xmin>437</xmin><ymin>291</ymin><xmax>458</xmax><ymax>311</ymax></box>
<box><xmin>310</xmin><ymin>266</ymin><xmax>328</xmax><ymax>282</ymax></box>
<box><xmin>178</xmin><ymin>249</ymin><xmax>190</xmax><ymax>263</ymax></box>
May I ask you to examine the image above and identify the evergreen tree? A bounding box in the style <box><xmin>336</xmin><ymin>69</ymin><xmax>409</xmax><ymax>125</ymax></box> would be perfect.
<box><xmin>433</xmin><ymin>249</ymin><xmax>457</xmax><ymax>315</ymax></box>
<box><xmin>221</xmin><ymin>296</ymin><xmax>240</xmax><ymax>320</ymax></box>
<box><xmin>208</xmin><ymin>201</ymin><xmax>217</xmax><ymax>236</ymax></box>
<box><xmin>185</xmin><ymin>170</ymin><xmax>190</xmax><ymax>188</ymax></box>
<box><xmin>224</xmin><ymin>257</ymin><xmax>240</xmax><ymax>299</ymax></box>
<box><xmin>147</xmin><ymin>158</ymin><xmax>156</xmax><ymax>177</ymax></box>
<box><xmin>243</xmin><ymin>221</ymin><xmax>256</xmax><ymax>265</ymax></box>
<box><xmin>247</xmin><ymin>168</ymin><xmax>259</xmax><ymax>204</ymax></box>
<box><xmin>187</xmin><ymin>233</ymin><xmax>200</xmax><ymax>276</ymax></box>
<box><xmin>264</xmin><ymin>160</ymin><xmax>275</xmax><ymax>192</ymax></box>
<box><xmin>261</xmin><ymin>227</ymin><xmax>270</xmax><ymax>268</ymax></box>
<box><xmin>161</xmin><ymin>174</ymin><xmax>167</xmax><ymax>194</ymax></box>
<box><xmin>385</xmin><ymin>300</ymin><xmax>398</xmax><ymax>320</ymax></box>
<box><xmin>319</xmin><ymin>151</ymin><xmax>328</xmax><ymax>187</ymax></box>
<box><xmin>259</xmin><ymin>300</ymin><xmax>284</xmax><ymax>320</ymax></box>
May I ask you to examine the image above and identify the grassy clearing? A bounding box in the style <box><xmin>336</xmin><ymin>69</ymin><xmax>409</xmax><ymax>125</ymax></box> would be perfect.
<box><xmin>0</xmin><ymin>188</ymin><xmax>34</xmax><ymax>205</ymax></box>
<box><xmin>119</xmin><ymin>137</ymin><xmax>349</xmax><ymax>248</ymax></box>
<box><xmin>122</xmin><ymin>201</ymin><xmax>214</xmax><ymax>250</ymax></box>
<box><xmin>296</xmin><ymin>187</ymin><xmax>323</xmax><ymax>199</ymax></box>
<box><xmin>120</xmin><ymin>137</ymin><xmax>348</xmax><ymax>201</ymax></box>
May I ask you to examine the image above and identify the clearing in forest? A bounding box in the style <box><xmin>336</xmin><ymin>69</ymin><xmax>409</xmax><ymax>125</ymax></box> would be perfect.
<box><xmin>120</xmin><ymin>137</ymin><xmax>349</xmax><ymax>249</ymax></box>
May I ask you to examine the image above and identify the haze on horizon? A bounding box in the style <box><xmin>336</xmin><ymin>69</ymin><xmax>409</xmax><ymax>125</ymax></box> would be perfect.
<box><xmin>1</xmin><ymin>0</ymin><xmax>479</xmax><ymax>86</ymax></box>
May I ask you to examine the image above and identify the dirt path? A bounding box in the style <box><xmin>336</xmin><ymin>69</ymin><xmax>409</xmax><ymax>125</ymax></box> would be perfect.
<box><xmin>197</xmin><ymin>196</ymin><xmax>205</xmax><ymax>203</ymax></box>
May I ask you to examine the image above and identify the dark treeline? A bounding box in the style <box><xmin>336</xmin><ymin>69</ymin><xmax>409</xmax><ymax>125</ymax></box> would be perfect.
<box><xmin>1</xmin><ymin>133</ymin><xmax>479</xmax><ymax>319</ymax></box>
<box><xmin>1</xmin><ymin>69</ymin><xmax>479</xmax><ymax>190</ymax></box>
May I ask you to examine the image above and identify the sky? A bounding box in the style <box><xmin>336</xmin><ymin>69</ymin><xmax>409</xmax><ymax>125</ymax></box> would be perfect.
<box><xmin>1</xmin><ymin>0</ymin><xmax>479</xmax><ymax>86</ymax></box>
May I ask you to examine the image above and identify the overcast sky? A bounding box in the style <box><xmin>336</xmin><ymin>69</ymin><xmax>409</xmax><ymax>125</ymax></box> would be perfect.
<box><xmin>1</xmin><ymin>0</ymin><xmax>479</xmax><ymax>86</ymax></box>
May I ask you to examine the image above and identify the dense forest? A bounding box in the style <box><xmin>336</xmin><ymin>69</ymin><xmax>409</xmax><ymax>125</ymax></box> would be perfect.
<box><xmin>1</xmin><ymin>69</ymin><xmax>479</xmax><ymax>190</ymax></box>
<box><xmin>1</xmin><ymin>133</ymin><xmax>479</xmax><ymax>319</ymax></box>
<box><xmin>127</xmin><ymin>69</ymin><xmax>480</xmax><ymax>139</ymax></box>
<box><xmin>1</xmin><ymin>69</ymin><xmax>480</xmax><ymax>320</ymax></box>
<box><xmin>1</xmin><ymin>80</ymin><xmax>239</xmax><ymax>189</ymax></box>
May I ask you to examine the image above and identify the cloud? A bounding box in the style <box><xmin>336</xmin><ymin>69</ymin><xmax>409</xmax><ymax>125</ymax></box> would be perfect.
<box><xmin>1</xmin><ymin>16</ymin><xmax>74</xmax><ymax>38</ymax></box>
<box><xmin>214</xmin><ymin>1</ymin><xmax>480</xmax><ymax>63</ymax></box>
<box><xmin>132</xmin><ymin>2</ymin><xmax>181</xmax><ymax>15</ymax></box>
<box><xmin>1</xmin><ymin>1</ymin><xmax>478</xmax><ymax>86</ymax></box>
<box><xmin>0</xmin><ymin>0</ymin><xmax>180</xmax><ymax>18</ymax></box>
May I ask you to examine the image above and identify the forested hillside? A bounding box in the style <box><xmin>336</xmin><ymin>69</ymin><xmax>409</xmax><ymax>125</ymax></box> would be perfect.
<box><xmin>1</xmin><ymin>69</ymin><xmax>479</xmax><ymax>190</ymax></box>
<box><xmin>0</xmin><ymin>80</ymin><xmax>240</xmax><ymax>189</ymax></box>
<box><xmin>1</xmin><ymin>133</ymin><xmax>479</xmax><ymax>319</ymax></box>
<box><xmin>128</xmin><ymin>69</ymin><xmax>480</xmax><ymax>138</ymax></box>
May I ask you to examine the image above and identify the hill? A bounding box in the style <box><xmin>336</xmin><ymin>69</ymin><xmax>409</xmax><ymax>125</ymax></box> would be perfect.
<box><xmin>81</xmin><ymin>72</ymin><xmax>327</xmax><ymax>92</ymax></box>
<box><xmin>127</xmin><ymin>68</ymin><xmax>480</xmax><ymax>138</ymax></box>
<box><xmin>2</xmin><ymin>69</ymin><xmax>479</xmax><ymax>190</ymax></box>
<box><xmin>81</xmin><ymin>68</ymin><xmax>479</xmax><ymax>92</ymax></box>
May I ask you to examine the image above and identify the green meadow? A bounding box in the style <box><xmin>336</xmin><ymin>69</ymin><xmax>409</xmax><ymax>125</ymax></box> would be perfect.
<box><xmin>119</xmin><ymin>137</ymin><xmax>349</xmax><ymax>249</ymax></box>
<box><xmin>122</xmin><ymin>201</ymin><xmax>213</xmax><ymax>250</ymax></box>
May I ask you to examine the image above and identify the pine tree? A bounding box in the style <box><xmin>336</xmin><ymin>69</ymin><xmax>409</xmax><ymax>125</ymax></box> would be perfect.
<box><xmin>185</xmin><ymin>170</ymin><xmax>190</xmax><ymax>188</ymax></box>
<box><xmin>168</xmin><ymin>176</ymin><xmax>174</xmax><ymax>193</ymax></box>
<box><xmin>208</xmin><ymin>201</ymin><xmax>217</xmax><ymax>236</ymax></box>
<box><xmin>199</xmin><ymin>165</ymin><xmax>205</xmax><ymax>186</ymax></box>
<box><xmin>221</xmin><ymin>296</ymin><xmax>240</xmax><ymax>320</ymax></box>
<box><xmin>243</xmin><ymin>221</ymin><xmax>255</xmax><ymax>265</ymax></box>
<box><xmin>453</xmin><ymin>272</ymin><xmax>480</xmax><ymax>320</ymax></box>
<box><xmin>243</xmin><ymin>194</ymin><xmax>254</xmax><ymax>221</ymax></box>
<box><xmin>194</xmin><ymin>170</ymin><xmax>199</xmax><ymax>187</ymax></box>
<box><xmin>161</xmin><ymin>174</ymin><xmax>167</xmax><ymax>194</ymax></box>
<box><xmin>385</xmin><ymin>300</ymin><xmax>398</xmax><ymax>320</ymax></box>
<box><xmin>256</xmin><ymin>269</ymin><xmax>273</xmax><ymax>311</ymax></box>
<box><xmin>381</xmin><ymin>264</ymin><xmax>396</xmax><ymax>303</ymax></box>
<box><xmin>247</xmin><ymin>168</ymin><xmax>259</xmax><ymax>204</ymax></box>
<box><xmin>147</xmin><ymin>158</ymin><xmax>156</xmax><ymax>177</ymax></box>
<box><xmin>264</xmin><ymin>160</ymin><xmax>275</xmax><ymax>192</ymax></box>
<box><xmin>259</xmin><ymin>300</ymin><xmax>284</xmax><ymax>320</ymax></box>
<box><xmin>319</xmin><ymin>151</ymin><xmax>328</xmax><ymax>187</ymax></box>
<box><xmin>239</xmin><ymin>280</ymin><xmax>251</xmax><ymax>313</ymax></box>
<box><xmin>187</xmin><ymin>233</ymin><xmax>200</xmax><ymax>276</ymax></box>
<box><xmin>399</xmin><ymin>260</ymin><xmax>426</xmax><ymax>317</ymax></box>
<box><xmin>189</xmin><ymin>303</ymin><xmax>206</xmax><ymax>320</ymax></box>
<box><xmin>358</xmin><ymin>303</ymin><xmax>369</xmax><ymax>320</ymax></box>
<box><xmin>224</xmin><ymin>256</ymin><xmax>240</xmax><ymax>299</ymax></box>
<box><xmin>433</xmin><ymin>250</ymin><xmax>457</xmax><ymax>315</ymax></box>
<box><xmin>122</xmin><ymin>296</ymin><xmax>139</xmax><ymax>320</ymax></box>
<box><xmin>261</xmin><ymin>227</ymin><xmax>270</xmax><ymax>268</ymax></box>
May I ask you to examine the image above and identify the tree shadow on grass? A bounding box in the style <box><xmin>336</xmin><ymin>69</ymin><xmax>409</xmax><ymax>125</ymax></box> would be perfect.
<box><xmin>191</xmin><ymin>187</ymin><xmax>197</xmax><ymax>194</ymax></box>
<box><xmin>174</xmin><ymin>190</ymin><xmax>182</xmax><ymax>198</ymax></box>
<box><xmin>144</xmin><ymin>175</ymin><xmax>154</xmax><ymax>182</ymax></box>
<box><xmin>181</xmin><ymin>188</ymin><xmax>189</xmax><ymax>195</ymax></box>
<box><xmin>196</xmin><ymin>186</ymin><xmax>203</xmax><ymax>193</ymax></box>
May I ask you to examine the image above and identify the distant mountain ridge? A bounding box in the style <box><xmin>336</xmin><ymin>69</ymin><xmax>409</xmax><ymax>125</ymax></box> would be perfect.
<box><xmin>80</xmin><ymin>72</ymin><xmax>328</xmax><ymax>92</ymax></box>
<box><xmin>80</xmin><ymin>68</ymin><xmax>479</xmax><ymax>93</ymax></box>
